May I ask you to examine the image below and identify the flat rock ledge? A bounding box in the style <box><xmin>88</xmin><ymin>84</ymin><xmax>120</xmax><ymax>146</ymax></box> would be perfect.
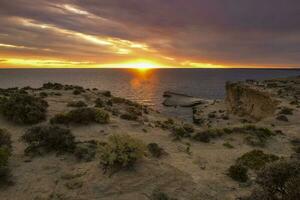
<box><xmin>162</xmin><ymin>91</ymin><xmax>208</xmax><ymax>107</ymax></box>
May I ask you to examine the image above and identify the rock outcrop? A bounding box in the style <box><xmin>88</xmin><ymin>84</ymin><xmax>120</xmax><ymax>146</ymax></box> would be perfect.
<box><xmin>225</xmin><ymin>82</ymin><xmax>279</xmax><ymax>120</ymax></box>
<box><xmin>162</xmin><ymin>91</ymin><xmax>208</xmax><ymax>107</ymax></box>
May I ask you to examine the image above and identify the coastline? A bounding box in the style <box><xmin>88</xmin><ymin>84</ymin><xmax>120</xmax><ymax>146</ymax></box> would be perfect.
<box><xmin>0</xmin><ymin>76</ymin><xmax>299</xmax><ymax>199</ymax></box>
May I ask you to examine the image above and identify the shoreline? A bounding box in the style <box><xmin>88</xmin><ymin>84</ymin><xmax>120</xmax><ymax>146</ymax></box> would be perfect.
<box><xmin>0</xmin><ymin>76</ymin><xmax>299</xmax><ymax>199</ymax></box>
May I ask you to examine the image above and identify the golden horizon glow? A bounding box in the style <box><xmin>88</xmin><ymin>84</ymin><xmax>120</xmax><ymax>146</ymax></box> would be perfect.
<box><xmin>0</xmin><ymin>57</ymin><xmax>295</xmax><ymax>69</ymax></box>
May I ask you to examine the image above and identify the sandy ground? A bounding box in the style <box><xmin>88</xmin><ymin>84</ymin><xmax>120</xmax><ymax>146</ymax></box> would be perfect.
<box><xmin>1</xmin><ymin>76</ymin><xmax>300</xmax><ymax>200</ymax></box>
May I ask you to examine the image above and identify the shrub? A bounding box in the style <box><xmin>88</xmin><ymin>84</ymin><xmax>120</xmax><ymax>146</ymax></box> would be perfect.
<box><xmin>237</xmin><ymin>150</ymin><xmax>279</xmax><ymax>170</ymax></box>
<box><xmin>279</xmin><ymin>107</ymin><xmax>293</xmax><ymax>115</ymax></box>
<box><xmin>0</xmin><ymin>129</ymin><xmax>12</xmax><ymax>153</ymax></box>
<box><xmin>22</xmin><ymin>125</ymin><xmax>75</xmax><ymax>155</ymax></box>
<box><xmin>233</xmin><ymin>125</ymin><xmax>274</xmax><ymax>147</ymax></box>
<box><xmin>250</xmin><ymin>160</ymin><xmax>300</xmax><ymax>200</ymax></box>
<box><xmin>0</xmin><ymin>129</ymin><xmax>12</xmax><ymax>185</ymax></box>
<box><xmin>0</xmin><ymin>93</ymin><xmax>48</xmax><ymax>124</ymax></box>
<box><xmin>182</xmin><ymin>123</ymin><xmax>194</xmax><ymax>133</ymax></box>
<box><xmin>74</xmin><ymin>141</ymin><xmax>97</xmax><ymax>162</ymax></box>
<box><xmin>172</xmin><ymin>126</ymin><xmax>191</xmax><ymax>140</ymax></box>
<box><xmin>39</xmin><ymin>92</ymin><xmax>48</xmax><ymax>98</ymax></box>
<box><xmin>102</xmin><ymin>91</ymin><xmax>111</xmax><ymax>97</ymax></box>
<box><xmin>94</xmin><ymin>98</ymin><xmax>104</xmax><ymax>108</ymax></box>
<box><xmin>193</xmin><ymin>131</ymin><xmax>211</xmax><ymax>143</ymax></box>
<box><xmin>42</xmin><ymin>82</ymin><xmax>63</xmax><ymax>90</ymax></box>
<box><xmin>0</xmin><ymin>147</ymin><xmax>11</xmax><ymax>185</ymax></box>
<box><xmin>111</xmin><ymin>97</ymin><xmax>126</xmax><ymax>104</ymax></box>
<box><xmin>151</xmin><ymin>189</ymin><xmax>178</xmax><ymax>200</ymax></box>
<box><xmin>94</xmin><ymin>109</ymin><xmax>110</xmax><ymax>124</ymax></box>
<box><xmin>276</xmin><ymin>115</ymin><xmax>289</xmax><ymax>122</ymax></box>
<box><xmin>51</xmin><ymin>108</ymin><xmax>110</xmax><ymax>125</ymax></box>
<box><xmin>50</xmin><ymin>113</ymin><xmax>70</xmax><ymax>125</ymax></box>
<box><xmin>73</xmin><ymin>89</ymin><xmax>82</xmax><ymax>95</ymax></box>
<box><xmin>147</xmin><ymin>143</ymin><xmax>163</xmax><ymax>158</ymax></box>
<box><xmin>67</xmin><ymin>108</ymin><xmax>99</xmax><ymax>124</ymax></box>
<box><xmin>67</xmin><ymin>101</ymin><xmax>87</xmax><ymax>108</ymax></box>
<box><xmin>228</xmin><ymin>164</ymin><xmax>249</xmax><ymax>182</ymax></box>
<box><xmin>120</xmin><ymin>113</ymin><xmax>138</xmax><ymax>121</ymax></box>
<box><xmin>99</xmin><ymin>134</ymin><xmax>146</xmax><ymax>173</ymax></box>
<box><xmin>223</xmin><ymin>142</ymin><xmax>234</xmax><ymax>149</ymax></box>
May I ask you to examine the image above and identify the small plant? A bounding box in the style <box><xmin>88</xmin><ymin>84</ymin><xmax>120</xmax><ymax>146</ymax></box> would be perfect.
<box><xmin>94</xmin><ymin>109</ymin><xmax>110</xmax><ymax>124</ymax></box>
<box><xmin>73</xmin><ymin>89</ymin><xmax>82</xmax><ymax>95</ymax></box>
<box><xmin>172</xmin><ymin>126</ymin><xmax>191</xmax><ymax>140</ymax></box>
<box><xmin>193</xmin><ymin>131</ymin><xmax>211</xmax><ymax>143</ymax></box>
<box><xmin>74</xmin><ymin>141</ymin><xmax>98</xmax><ymax>162</ymax></box>
<box><xmin>51</xmin><ymin>108</ymin><xmax>109</xmax><ymax>125</ymax></box>
<box><xmin>147</xmin><ymin>143</ymin><xmax>163</xmax><ymax>158</ymax></box>
<box><xmin>228</xmin><ymin>164</ymin><xmax>249</xmax><ymax>182</ymax></box>
<box><xmin>247</xmin><ymin>160</ymin><xmax>300</xmax><ymax>200</ymax></box>
<box><xmin>276</xmin><ymin>115</ymin><xmax>289</xmax><ymax>122</ymax></box>
<box><xmin>42</xmin><ymin>82</ymin><xmax>64</xmax><ymax>90</ymax></box>
<box><xmin>182</xmin><ymin>123</ymin><xmax>194</xmax><ymax>133</ymax></box>
<box><xmin>151</xmin><ymin>189</ymin><xmax>178</xmax><ymax>200</ymax></box>
<box><xmin>223</xmin><ymin>142</ymin><xmax>234</xmax><ymax>149</ymax></box>
<box><xmin>102</xmin><ymin>91</ymin><xmax>111</xmax><ymax>97</ymax></box>
<box><xmin>279</xmin><ymin>107</ymin><xmax>293</xmax><ymax>115</ymax></box>
<box><xmin>0</xmin><ymin>129</ymin><xmax>12</xmax><ymax>152</ymax></box>
<box><xmin>67</xmin><ymin>101</ymin><xmax>87</xmax><ymax>108</ymax></box>
<box><xmin>94</xmin><ymin>98</ymin><xmax>104</xmax><ymax>108</ymax></box>
<box><xmin>0</xmin><ymin>147</ymin><xmax>11</xmax><ymax>185</ymax></box>
<box><xmin>0</xmin><ymin>93</ymin><xmax>48</xmax><ymax>124</ymax></box>
<box><xmin>237</xmin><ymin>150</ymin><xmax>279</xmax><ymax>170</ymax></box>
<box><xmin>0</xmin><ymin>129</ymin><xmax>12</xmax><ymax>185</ymax></box>
<box><xmin>120</xmin><ymin>113</ymin><xmax>138</xmax><ymax>121</ymax></box>
<box><xmin>22</xmin><ymin>125</ymin><xmax>76</xmax><ymax>155</ymax></box>
<box><xmin>39</xmin><ymin>92</ymin><xmax>48</xmax><ymax>98</ymax></box>
<box><xmin>99</xmin><ymin>134</ymin><xmax>146</xmax><ymax>174</ymax></box>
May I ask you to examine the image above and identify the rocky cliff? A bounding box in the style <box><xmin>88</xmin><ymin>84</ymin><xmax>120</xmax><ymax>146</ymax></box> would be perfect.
<box><xmin>225</xmin><ymin>82</ymin><xmax>279</xmax><ymax>120</ymax></box>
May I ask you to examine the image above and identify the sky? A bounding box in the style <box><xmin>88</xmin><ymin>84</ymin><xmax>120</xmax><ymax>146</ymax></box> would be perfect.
<box><xmin>0</xmin><ymin>0</ymin><xmax>299</xmax><ymax>68</ymax></box>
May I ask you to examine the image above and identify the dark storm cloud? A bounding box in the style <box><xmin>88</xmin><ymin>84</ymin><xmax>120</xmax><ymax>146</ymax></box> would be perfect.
<box><xmin>0</xmin><ymin>0</ymin><xmax>300</xmax><ymax>67</ymax></box>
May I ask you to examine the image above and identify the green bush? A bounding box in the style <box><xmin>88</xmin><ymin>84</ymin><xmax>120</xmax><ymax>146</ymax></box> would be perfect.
<box><xmin>73</xmin><ymin>89</ymin><xmax>82</xmax><ymax>95</ymax></box>
<box><xmin>39</xmin><ymin>92</ymin><xmax>48</xmax><ymax>98</ymax></box>
<box><xmin>151</xmin><ymin>189</ymin><xmax>178</xmax><ymax>200</ymax></box>
<box><xmin>99</xmin><ymin>134</ymin><xmax>146</xmax><ymax>173</ymax></box>
<box><xmin>276</xmin><ymin>115</ymin><xmax>289</xmax><ymax>122</ymax></box>
<box><xmin>247</xmin><ymin>160</ymin><xmax>300</xmax><ymax>200</ymax></box>
<box><xmin>94</xmin><ymin>98</ymin><xmax>104</xmax><ymax>108</ymax></box>
<box><xmin>67</xmin><ymin>101</ymin><xmax>87</xmax><ymax>108</ymax></box>
<box><xmin>182</xmin><ymin>123</ymin><xmax>194</xmax><ymax>133</ymax></box>
<box><xmin>0</xmin><ymin>129</ymin><xmax>12</xmax><ymax>185</ymax></box>
<box><xmin>51</xmin><ymin>108</ymin><xmax>110</xmax><ymax>125</ymax></box>
<box><xmin>172</xmin><ymin>126</ymin><xmax>191</xmax><ymax>140</ymax></box>
<box><xmin>22</xmin><ymin>125</ymin><xmax>75</xmax><ymax>155</ymax></box>
<box><xmin>279</xmin><ymin>107</ymin><xmax>293</xmax><ymax>115</ymax></box>
<box><xmin>0</xmin><ymin>129</ymin><xmax>12</xmax><ymax>153</ymax></box>
<box><xmin>147</xmin><ymin>143</ymin><xmax>163</xmax><ymax>158</ymax></box>
<box><xmin>94</xmin><ymin>109</ymin><xmax>110</xmax><ymax>124</ymax></box>
<box><xmin>74</xmin><ymin>141</ymin><xmax>98</xmax><ymax>162</ymax></box>
<box><xmin>223</xmin><ymin>142</ymin><xmax>234</xmax><ymax>149</ymax></box>
<box><xmin>237</xmin><ymin>150</ymin><xmax>279</xmax><ymax>170</ymax></box>
<box><xmin>42</xmin><ymin>82</ymin><xmax>63</xmax><ymax>90</ymax></box>
<box><xmin>228</xmin><ymin>164</ymin><xmax>249</xmax><ymax>182</ymax></box>
<box><xmin>120</xmin><ymin>113</ymin><xmax>138</xmax><ymax>121</ymax></box>
<box><xmin>50</xmin><ymin>113</ymin><xmax>70</xmax><ymax>125</ymax></box>
<box><xmin>193</xmin><ymin>131</ymin><xmax>211</xmax><ymax>143</ymax></box>
<box><xmin>0</xmin><ymin>93</ymin><xmax>48</xmax><ymax>124</ymax></box>
<box><xmin>0</xmin><ymin>148</ymin><xmax>11</xmax><ymax>185</ymax></box>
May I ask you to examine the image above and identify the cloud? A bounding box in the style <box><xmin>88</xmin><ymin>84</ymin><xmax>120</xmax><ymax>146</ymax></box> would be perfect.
<box><xmin>0</xmin><ymin>0</ymin><xmax>299</xmax><ymax>67</ymax></box>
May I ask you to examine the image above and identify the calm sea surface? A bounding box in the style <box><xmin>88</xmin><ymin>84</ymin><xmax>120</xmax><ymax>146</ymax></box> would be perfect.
<box><xmin>1</xmin><ymin>68</ymin><xmax>299</xmax><ymax>120</ymax></box>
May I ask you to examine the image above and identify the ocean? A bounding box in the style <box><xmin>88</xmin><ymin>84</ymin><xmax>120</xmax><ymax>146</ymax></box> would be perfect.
<box><xmin>1</xmin><ymin>68</ymin><xmax>300</xmax><ymax>120</ymax></box>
